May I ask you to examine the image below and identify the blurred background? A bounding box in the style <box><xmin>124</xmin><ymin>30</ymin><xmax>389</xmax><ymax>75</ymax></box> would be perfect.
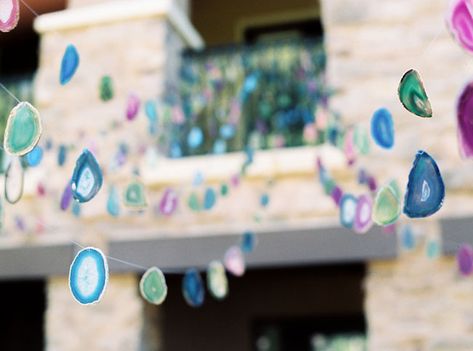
<box><xmin>0</xmin><ymin>0</ymin><xmax>472</xmax><ymax>350</ymax></box>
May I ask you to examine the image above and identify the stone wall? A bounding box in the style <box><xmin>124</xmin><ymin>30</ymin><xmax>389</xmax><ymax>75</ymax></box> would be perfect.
<box><xmin>321</xmin><ymin>0</ymin><xmax>473</xmax><ymax>349</ymax></box>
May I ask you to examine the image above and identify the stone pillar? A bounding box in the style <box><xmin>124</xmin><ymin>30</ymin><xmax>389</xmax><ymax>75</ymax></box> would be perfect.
<box><xmin>33</xmin><ymin>1</ymin><xmax>201</xmax><ymax>350</ymax></box>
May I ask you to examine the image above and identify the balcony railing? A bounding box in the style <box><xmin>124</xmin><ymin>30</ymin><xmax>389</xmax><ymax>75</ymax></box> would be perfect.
<box><xmin>159</xmin><ymin>38</ymin><xmax>330</xmax><ymax>158</ymax></box>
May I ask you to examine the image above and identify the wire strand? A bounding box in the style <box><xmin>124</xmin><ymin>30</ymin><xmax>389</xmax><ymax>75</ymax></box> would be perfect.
<box><xmin>19</xmin><ymin>0</ymin><xmax>39</xmax><ymax>17</ymax></box>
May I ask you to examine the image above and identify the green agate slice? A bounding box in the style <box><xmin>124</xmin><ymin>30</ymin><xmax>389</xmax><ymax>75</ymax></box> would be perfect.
<box><xmin>123</xmin><ymin>180</ymin><xmax>147</xmax><ymax>208</ymax></box>
<box><xmin>4</xmin><ymin>102</ymin><xmax>42</xmax><ymax>156</ymax></box>
<box><xmin>100</xmin><ymin>75</ymin><xmax>114</xmax><ymax>102</ymax></box>
<box><xmin>139</xmin><ymin>267</ymin><xmax>167</xmax><ymax>305</ymax></box>
<box><xmin>207</xmin><ymin>260</ymin><xmax>228</xmax><ymax>300</ymax></box>
<box><xmin>372</xmin><ymin>181</ymin><xmax>401</xmax><ymax>226</ymax></box>
<box><xmin>398</xmin><ymin>69</ymin><xmax>432</xmax><ymax>118</ymax></box>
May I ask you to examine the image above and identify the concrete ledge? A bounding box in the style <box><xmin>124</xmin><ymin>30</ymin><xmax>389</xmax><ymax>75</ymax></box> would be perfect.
<box><xmin>441</xmin><ymin>216</ymin><xmax>473</xmax><ymax>255</ymax></box>
<box><xmin>34</xmin><ymin>0</ymin><xmax>204</xmax><ymax>50</ymax></box>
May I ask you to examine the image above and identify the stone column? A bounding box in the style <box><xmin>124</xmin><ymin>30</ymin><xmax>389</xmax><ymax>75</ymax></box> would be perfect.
<box><xmin>33</xmin><ymin>1</ymin><xmax>201</xmax><ymax>350</ymax></box>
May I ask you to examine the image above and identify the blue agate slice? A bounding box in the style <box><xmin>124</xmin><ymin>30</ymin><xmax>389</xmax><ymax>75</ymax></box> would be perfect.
<box><xmin>260</xmin><ymin>193</ymin><xmax>270</xmax><ymax>208</ymax></box>
<box><xmin>371</xmin><ymin>108</ymin><xmax>394</xmax><ymax>149</ymax></box>
<box><xmin>71</xmin><ymin>149</ymin><xmax>103</xmax><ymax>203</ymax></box>
<box><xmin>69</xmin><ymin>247</ymin><xmax>108</xmax><ymax>305</ymax></box>
<box><xmin>58</xmin><ymin>144</ymin><xmax>67</xmax><ymax>167</ymax></box>
<box><xmin>203</xmin><ymin>187</ymin><xmax>216</xmax><ymax>210</ymax></box>
<box><xmin>340</xmin><ymin>194</ymin><xmax>357</xmax><ymax>229</ymax></box>
<box><xmin>187</xmin><ymin>127</ymin><xmax>203</xmax><ymax>149</ymax></box>
<box><xmin>106</xmin><ymin>185</ymin><xmax>120</xmax><ymax>217</ymax></box>
<box><xmin>25</xmin><ymin>146</ymin><xmax>43</xmax><ymax>167</ymax></box>
<box><xmin>60</xmin><ymin>44</ymin><xmax>79</xmax><ymax>85</ymax></box>
<box><xmin>400</xmin><ymin>225</ymin><xmax>415</xmax><ymax>250</ymax></box>
<box><xmin>182</xmin><ymin>268</ymin><xmax>204</xmax><ymax>307</ymax></box>
<box><xmin>403</xmin><ymin>150</ymin><xmax>445</xmax><ymax>218</ymax></box>
<box><xmin>241</xmin><ymin>230</ymin><xmax>257</xmax><ymax>253</ymax></box>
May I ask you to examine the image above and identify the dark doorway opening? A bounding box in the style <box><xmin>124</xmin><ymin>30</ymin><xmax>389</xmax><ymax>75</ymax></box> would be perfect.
<box><xmin>160</xmin><ymin>264</ymin><xmax>366</xmax><ymax>351</ymax></box>
<box><xmin>0</xmin><ymin>279</ymin><xmax>46</xmax><ymax>351</ymax></box>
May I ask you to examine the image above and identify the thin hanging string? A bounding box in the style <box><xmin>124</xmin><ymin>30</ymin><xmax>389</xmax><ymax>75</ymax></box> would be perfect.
<box><xmin>19</xmin><ymin>0</ymin><xmax>39</xmax><ymax>17</ymax></box>
<box><xmin>0</xmin><ymin>82</ymin><xmax>21</xmax><ymax>104</ymax></box>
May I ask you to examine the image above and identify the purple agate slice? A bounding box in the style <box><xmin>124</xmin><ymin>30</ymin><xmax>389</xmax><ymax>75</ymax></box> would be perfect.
<box><xmin>457</xmin><ymin>243</ymin><xmax>473</xmax><ymax>276</ymax></box>
<box><xmin>457</xmin><ymin>82</ymin><xmax>473</xmax><ymax>158</ymax></box>
<box><xmin>60</xmin><ymin>181</ymin><xmax>73</xmax><ymax>211</ymax></box>
<box><xmin>126</xmin><ymin>94</ymin><xmax>140</xmax><ymax>121</ymax></box>
<box><xmin>447</xmin><ymin>0</ymin><xmax>473</xmax><ymax>54</ymax></box>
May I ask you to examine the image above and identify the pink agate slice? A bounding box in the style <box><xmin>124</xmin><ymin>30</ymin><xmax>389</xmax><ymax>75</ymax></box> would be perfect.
<box><xmin>447</xmin><ymin>0</ymin><xmax>473</xmax><ymax>54</ymax></box>
<box><xmin>0</xmin><ymin>0</ymin><xmax>19</xmax><ymax>32</ymax></box>
<box><xmin>457</xmin><ymin>82</ymin><xmax>473</xmax><ymax>158</ymax></box>
<box><xmin>353</xmin><ymin>194</ymin><xmax>373</xmax><ymax>234</ymax></box>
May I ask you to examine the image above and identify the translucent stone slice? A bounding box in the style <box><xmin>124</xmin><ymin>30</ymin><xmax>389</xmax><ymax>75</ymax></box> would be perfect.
<box><xmin>106</xmin><ymin>185</ymin><xmax>120</xmax><ymax>217</ymax></box>
<box><xmin>426</xmin><ymin>240</ymin><xmax>440</xmax><ymax>259</ymax></box>
<box><xmin>4</xmin><ymin>102</ymin><xmax>42</xmax><ymax>156</ymax></box>
<box><xmin>260</xmin><ymin>193</ymin><xmax>270</xmax><ymax>208</ymax></box>
<box><xmin>372</xmin><ymin>182</ymin><xmax>401</xmax><ymax>226</ymax></box>
<box><xmin>203</xmin><ymin>187</ymin><xmax>216</xmax><ymax>210</ymax></box>
<box><xmin>400</xmin><ymin>225</ymin><xmax>415</xmax><ymax>250</ymax></box>
<box><xmin>456</xmin><ymin>82</ymin><xmax>473</xmax><ymax>158</ymax></box>
<box><xmin>213</xmin><ymin>139</ymin><xmax>226</xmax><ymax>154</ymax></box>
<box><xmin>125</xmin><ymin>93</ymin><xmax>140</xmax><ymax>121</ymax></box>
<box><xmin>220</xmin><ymin>124</ymin><xmax>236</xmax><ymax>140</ymax></box>
<box><xmin>123</xmin><ymin>180</ymin><xmax>147</xmax><ymax>209</ymax></box>
<box><xmin>69</xmin><ymin>247</ymin><xmax>108</xmax><ymax>305</ymax></box>
<box><xmin>70</xmin><ymin>149</ymin><xmax>103</xmax><ymax>203</ymax></box>
<box><xmin>4</xmin><ymin>157</ymin><xmax>23</xmax><ymax>204</ymax></box>
<box><xmin>99</xmin><ymin>75</ymin><xmax>114</xmax><ymax>102</ymax></box>
<box><xmin>340</xmin><ymin>194</ymin><xmax>357</xmax><ymax>229</ymax></box>
<box><xmin>25</xmin><ymin>145</ymin><xmax>43</xmax><ymax>167</ymax></box>
<box><xmin>220</xmin><ymin>183</ymin><xmax>229</xmax><ymax>196</ymax></box>
<box><xmin>182</xmin><ymin>268</ymin><xmax>205</xmax><ymax>307</ymax></box>
<box><xmin>0</xmin><ymin>0</ymin><xmax>19</xmax><ymax>32</ymax></box>
<box><xmin>457</xmin><ymin>243</ymin><xmax>473</xmax><ymax>276</ymax></box>
<box><xmin>371</xmin><ymin>108</ymin><xmax>394</xmax><ymax>149</ymax></box>
<box><xmin>224</xmin><ymin>246</ymin><xmax>245</xmax><ymax>277</ymax></box>
<box><xmin>398</xmin><ymin>69</ymin><xmax>432</xmax><ymax>118</ymax></box>
<box><xmin>145</xmin><ymin>100</ymin><xmax>158</xmax><ymax>135</ymax></box>
<box><xmin>188</xmin><ymin>192</ymin><xmax>200</xmax><ymax>211</ymax></box>
<box><xmin>187</xmin><ymin>126</ymin><xmax>203</xmax><ymax>149</ymax></box>
<box><xmin>207</xmin><ymin>261</ymin><xmax>228</xmax><ymax>300</ymax></box>
<box><xmin>403</xmin><ymin>151</ymin><xmax>445</xmax><ymax>218</ymax></box>
<box><xmin>331</xmin><ymin>185</ymin><xmax>343</xmax><ymax>207</ymax></box>
<box><xmin>58</xmin><ymin>144</ymin><xmax>67</xmax><ymax>166</ymax></box>
<box><xmin>140</xmin><ymin>267</ymin><xmax>167</xmax><ymax>305</ymax></box>
<box><xmin>72</xmin><ymin>201</ymin><xmax>81</xmax><ymax>217</ymax></box>
<box><xmin>353</xmin><ymin>194</ymin><xmax>373</xmax><ymax>234</ymax></box>
<box><xmin>159</xmin><ymin>188</ymin><xmax>178</xmax><ymax>216</ymax></box>
<box><xmin>60</xmin><ymin>181</ymin><xmax>73</xmax><ymax>211</ymax></box>
<box><xmin>354</xmin><ymin>125</ymin><xmax>370</xmax><ymax>155</ymax></box>
<box><xmin>447</xmin><ymin>0</ymin><xmax>473</xmax><ymax>54</ymax></box>
<box><xmin>192</xmin><ymin>171</ymin><xmax>204</xmax><ymax>186</ymax></box>
<box><xmin>240</xmin><ymin>230</ymin><xmax>257</xmax><ymax>253</ymax></box>
<box><xmin>60</xmin><ymin>44</ymin><xmax>79</xmax><ymax>85</ymax></box>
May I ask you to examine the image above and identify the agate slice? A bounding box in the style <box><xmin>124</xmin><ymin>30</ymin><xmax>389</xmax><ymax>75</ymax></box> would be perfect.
<box><xmin>354</xmin><ymin>126</ymin><xmax>370</xmax><ymax>155</ymax></box>
<box><xmin>220</xmin><ymin>183</ymin><xmax>229</xmax><ymax>196</ymax></box>
<box><xmin>403</xmin><ymin>151</ymin><xmax>445</xmax><ymax>218</ymax></box>
<box><xmin>60</xmin><ymin>44</ymin><xmax>79</xmax><ymax>85</ymax></box>
<box><xmin>188</xmin><ymin>127</ymin><xmax>203</xmax><ymax>149</ymax></box>
<box><xmin>456</xmin><ymin>82</ymin><xmax>473</xmax><ymax>158</ymax></box>
<box><xmin>58</xmin><ymin>144</ymin><xmax>67</xmax><ymax>166</ymax></box>
<box><xmin>69</xmin><ymin>247</ymin><xmax>108</xmax><ymax>305</ymax></box>
<box><xmin>371</xmin><ymin>108</ymin><xmax>394</xmax><ymax>149</ymax></box>
<box><xmin>140</xmin><ymin>267</ymin><xmax>167</xmax><ymax>305</ymax></box>
<box><xmin>182</xmin><ymin>268</ymin><xmax>205</xmax><ymax>307</ymax></box>
<box><xmin>4</xmin><ymin>102</ymin><xmax>42</xmax><ymax>156</ymax></box>
<box><xmin>123</xmin><ymin>180</ymin><xmax>147</xmax><ymax>209</ymax></box>
<box><xmin>188</xmin><ymin>192</ymin><xmax>200</xmax><ymax>211</ymax></box>
<box><xmin>353</xmin><ymin>194</ymin><xmax>373</xmax><ymax>234</ymax></box>
<box><xmin>372</xmin><ymin>181</ymin><xmax>401</xmax><ymax>226</ymax></box>
<box><xmin>398</xmin><ymin>69</ymin><xmax>432</xmax><ymax>118</ymax></box>
<box><xmin>207</xmin><ymin>261</ymin><xmax>228</xmax><ymax>300</ymax></box>
<box><xmin>60</xmin><ymin>181</ymin><xmax>73</xmax><ymax>211</ymax></box>
<box><xmin>224</xmin><ymin>246</ymin><xmax>245</xmax><ymax>277</ymax></box>
<box><xmin>400</xmin><ymin>225</ymin><xmax>415</xmax><ymax>250</ymax></box>
<box><xmin>159</xmin><ymin>188</ymin><xmax>178</xmax><ymax>216</ymax></box>
<box><xmin>72</xmin><ymin>201</ymin><xmax>81</xmax><ymax>217</ymax></box>
<box><xmin>25</xmin><ymin>145</ymin><xmax>43</xmax><ymax>167</ymax></box>
<box><xmin>0</xmin><ymin>0</ymin><xmax>19</xmax><ymax>32</ymax></box>
<box><xmin>339</xmin><ymin>194</ymin><xmax>357</xmax><ymax>229</ymax></box>
<box><xmin>99</xmin><ymin>75</ymin><xmax>113</xmax><ymax>101</ymax></box>
<box><xmin>71</xmin><ymin>149</ymin><xmax>103</xmax><ymax>203</ymax></box>
<box><xmin>447</xmin><ymin>0</ymin><xmax>473</xmax><ymax>54</ymax></box>
<box><xmin>4</xmin><ymin>156</ymin><xmax>23</xmax><ymax>204</ymax></box>
<box><xmin>126</xmin><ymin>93</ymin><xmax>140</xmax><ymax>121</ymax></box>
<box><xmin>457</xmin><ymin>243</ymin><xmax>473</xmax><ymax>276</ymax></box>
<box><xmin>260</xmin><ymin>193</ymin><xmax>270</xmax><ymax>208</ymax></box>
<box><xmin>106</xmin><ymin>185</ymin><xmax>120</xmax><ymax>217</ymax></box>
<box><xmin>203</xmin><ymin>187</ymin><xmax>216</xmax><ymax>210</ymax></box>
<box><xmin>426</xmin><ymin>240</ymin><xmax>440</xmax><ymax>259</ymax></box>
<box><xmin>241</xmin><ymin>230</ymin><xmax>257</xmax><ymax>253</ymax></box>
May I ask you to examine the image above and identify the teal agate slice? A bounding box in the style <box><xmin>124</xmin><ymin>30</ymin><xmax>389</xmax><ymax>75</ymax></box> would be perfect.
<box><xmin>69</xmin><ymin>247</ymin><xmax>108</xmax><ymax>305</ymax></box>
<box><xmin>398</xmin><ymin>69</ymin><xmax>432</xmax><ymax>118</ymax></box>
<box><xmin>99</xmin><ymin>75</ymin><xmax>114</xmax><ymax>101</ymax></box>
<box><xmin>140</xmin><ymin>267</ymin><xmax>167</xmax><ymax>305</ymax></box>
<box><xmin>403</xmin><ymin>150</ymin><xmax>445</xmax><ymax>218</ymax></box>
<box><xmin>123</xmin><ymin>180</ymin><xmax>147</xmax><ymax>208</ymax></box>
<box><xmin>71</xmin><ymin>149</ymin><xmax>103</xmax><ymax>203</ymax></box>
<box><xmin>106</xmin><ymin>185</ymin><xmax>120</xmax><ymax>217</ymax></box>
<box><xmin>182</xmin><ymin>268</ymin><xmax>205</xmax><ymax>307</ymax></box>
<box><xmin>4</xmin><ymin>102</ymin><xmax>42</xmax><ymax>156</ymax></box>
